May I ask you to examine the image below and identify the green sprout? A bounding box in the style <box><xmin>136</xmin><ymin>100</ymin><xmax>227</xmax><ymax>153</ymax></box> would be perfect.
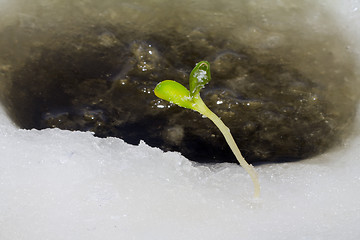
<box><xmin>154</xmin><ymin>61</ymin><xmax>260</xmax><ymax>197</ymax></box>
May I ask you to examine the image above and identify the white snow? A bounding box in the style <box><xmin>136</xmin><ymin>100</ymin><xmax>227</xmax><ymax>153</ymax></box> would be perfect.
<box><xmin>1</xmin><ymin>103</ymin><xmax>360</xmax><ymax>240</ymax></box>
<box><xmin>1</xmin><ymin>0</ymin><xmax>360</xmax><ymax>239</ymax></box>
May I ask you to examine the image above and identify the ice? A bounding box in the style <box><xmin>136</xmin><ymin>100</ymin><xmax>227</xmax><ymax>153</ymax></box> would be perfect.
<box><xmin>1</xmin><ymin>0</ymin><xmax>360</xmax><ymax>239</ymax></box>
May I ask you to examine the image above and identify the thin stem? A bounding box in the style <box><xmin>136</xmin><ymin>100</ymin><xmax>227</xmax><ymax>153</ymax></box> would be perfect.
<box><xmin>193</xmin><ymin>96</ymin><xmax>260</xmax><ymax>197</ymax></box>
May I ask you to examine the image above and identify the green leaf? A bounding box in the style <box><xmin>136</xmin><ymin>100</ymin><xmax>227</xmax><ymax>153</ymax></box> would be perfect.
<box><xmin>189</xmin><ymin>61</ymin><xmax>211</xmax><ymax>96</ymax></box>
<box><xmin>154</xmin><ymin>80</ymin><xmax>195</xmax><ymax>110</ymax></box>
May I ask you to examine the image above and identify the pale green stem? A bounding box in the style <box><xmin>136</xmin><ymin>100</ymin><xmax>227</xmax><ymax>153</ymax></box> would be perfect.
<box><xmin>193</xmin><ymin>96</ymin><xmax>261</xmax><ymax>198</ymax></box>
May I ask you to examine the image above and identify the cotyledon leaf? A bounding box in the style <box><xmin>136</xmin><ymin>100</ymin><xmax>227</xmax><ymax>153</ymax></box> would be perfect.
<box><xmin>154</xmin><ymin>80</ymin><xmax>195</xmax><ymax>110</ymax></box>
<box><xmin>189</xmin><ymin>61</ymin><xmax>211</xmax><ymax>97</ymax></box>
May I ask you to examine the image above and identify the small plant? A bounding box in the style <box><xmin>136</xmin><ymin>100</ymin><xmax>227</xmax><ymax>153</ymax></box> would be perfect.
<box><xmin>154</xmin><ymin>61</ymin><xmax>260</xmax><ymax>197</ymax></box>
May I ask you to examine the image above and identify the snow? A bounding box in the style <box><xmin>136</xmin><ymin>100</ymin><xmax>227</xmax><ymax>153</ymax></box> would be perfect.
<box><xmin>1</xmin><ymin>103</ymin><xmax>360</xmax><ymax>240</ymax></box>
<box><xmin>1</xmin><ymin>0</ymin><xmax>360</xmax><ymax>239</ymax></box>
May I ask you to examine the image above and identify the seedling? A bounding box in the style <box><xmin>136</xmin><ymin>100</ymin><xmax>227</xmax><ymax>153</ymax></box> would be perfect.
<box><xmin>154</xmin><ymin>61</ymin><xmax>260</xmax><ymax>197</ymax></box>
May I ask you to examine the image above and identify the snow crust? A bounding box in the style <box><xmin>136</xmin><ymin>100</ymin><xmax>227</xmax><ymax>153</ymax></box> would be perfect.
<box><xmin>1</xmin><ymin>0</ymin><xmax>360</xmax><ymax>239</ymax></box>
